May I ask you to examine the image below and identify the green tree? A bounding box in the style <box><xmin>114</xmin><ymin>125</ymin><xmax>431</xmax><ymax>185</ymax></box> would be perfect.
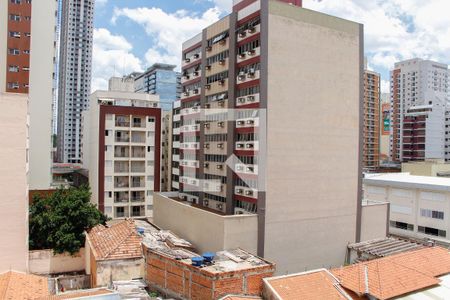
<box><xmin>29</xmin><ymin>186</ymin><xmax>108</xmax><ymax>254</ymax></box>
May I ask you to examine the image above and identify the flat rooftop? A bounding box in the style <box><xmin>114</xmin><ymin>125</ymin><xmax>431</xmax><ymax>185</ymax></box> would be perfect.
<box><xmin>364</xmin><ymin>172</ymin><xmax>450</xmax><ymax>191</ymax></box>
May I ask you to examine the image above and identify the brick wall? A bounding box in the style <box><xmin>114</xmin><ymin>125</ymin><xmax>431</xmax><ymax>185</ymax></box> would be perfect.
<box><xmin>144</xmin><ymin>247</ymin><xmax>275</xmax><ymax>300</ymax></box>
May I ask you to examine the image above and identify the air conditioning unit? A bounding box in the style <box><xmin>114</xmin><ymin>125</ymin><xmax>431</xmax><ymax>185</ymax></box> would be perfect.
<box><xmin>204</xmin><ymin>143</ymin><xmax>210</xmax><ymax>149</ymax></box>
<box><xmin>184</xmin><ymin>91</ymin><xmax>190</xmax><ymax>96</ymax></box>
<box><xmin>181</xmin><ymin>195</ymin><xmax>187</xmax><ymax>200</ymax></box>
<box><xmin>193</xmin><ymin>89</ymin><xmax>199</xmax><ymax>94</ymax></box>
<box><xmin>190</xmin><ymin>179</ymin><xmax>197</xmax><ymax>184</ymax></box>
<box><xmin>238</xmin><ymin>97</ymin><xmax>246</xmax><ymax>103</ymax></box>
<box><xmin>205</xmin><ymin>84</ymin><xmax>211</xmax><ymax>90</ymax></box>
<box><xmin>205</xmin><ymin>103</ymin><xmax>211</xmax><ymax>109</ymax></box>
<box><xmin>218</xmin><ymin>101</ymin><xmax>225</xmax><ymax>107</ymax></box>
<box><xmin>247</xmin><ymin>119</ymin><xmax>254</xmax><ymax>125</ymax></box>
<box><xmin>216</xmin><ymin>185</ymin><xmax>222</xmax><ymax>192</ymax></box>
<box><xmin>247</xmin><ymin>166</ymin><xmax>254</xmax><ymax>172</ymax></box>
<box><xmin>204</xmin><ymin>122</ymin><xmax>210</xmax><ymax>129</ymax></box>
<box><xmin>194</xmin><ymin>71</ymin><xmax>199</xmax><ymax>76</ymax></box>
<box><xmin>185</xmin><ymin>58</ymin><xmax>191</xmax><ymax>63</ymax></box>
<box><xmin>245</xmin><ymin>190</ymin><xmax>253</xmax><ymax>196</ymax></box>
<box><xmin>247</xmin><ymin>95</ymin><xmax>255</xmax><ymax>102</ymax></box>
<box><xmin>203</xmin><ymin>200</ymin><xmax>209</xmax><ymax>206</ymax></box>
<box><xmin>248</xmin><ymin>49</ymin><xmax>256</xmax><ymax>56</ymax></box>
<box><xmin>217</xmin><ymin>203</ymin><xmax>223</xmax><ymax>210</ymax></box>
<box><xmin>236</xmin><ymin>189</ymin><xmax>244</xmax><ymax>194</ymax></box>
<box><xmin>206</xmin><ymin>46</ymin><xmax>212</xmax><ymax>51</ymax></box>
<box><xmin>218</xmin><ymin>122</ymin><xmax>225</xmax><ymax>128</ymax></box>
<box><xmin>219</xmin><ymin>59</ymin><xmax>226</xmax><ymax>65</ymax></box>
<box><xmin>183</xmin><ymin>75</ymin><xmax>190</xmax><ymax>80</ymax></box>
<box><xmin>217</xmin><ymin>164</ymin><xmax>223</xmax><ymax>170</ymax></box>
<box><xmin>237</xmin><ymin>120</ymin><xmax>245</xmax><ymax>125</ymax></box>
<box><xmin>246</xmin><ymin>143</ymin><xmax>254</xmax><ymax>149</ymax></box>
<box><xmin>194</xmin><ymin>54</ymin><xmax>200</xmax><ymax>59</ymax></box>
<box><xmin>238</xmin><ymin>53</ymin><xmax>246</xmax><ymax>59</ymax></box>
<box><xmin>248</xmin><ymin>26</ymin><xmax>256</xmax><ymax>34</ymax></box>
<box><xmin>188</xmin><ymin>197</ymin><xmax>195</xmax><ymax>203</ymax></box>
<box><xmin>239</xmin><ymin>31</ymin><xmax>247</xmax><ymax>38</ymax></box>
<box><xmin>204</xmin><ymin>162</ymin><xmax>209</xmax><ymax>168</ymax></box>
<box><xmin>205</xmin><ymin>65</ymin><xmax>211</xmax><ymax>70</ymax></box>
<box><xmin>235</xmin><ymin>208</ymin><xmax>247</xmax><ymax>215</ymax></box>
<box><xmin>237</xmin><ymin>143</ymin><xmax>244</xmax><ymax>149</ymax></box>
<box><xmin>217</xmin><ymin>143</ymin><xmax>224</xmax><ymax>149</ymax></box>
<box><xmin>236</xmin><ymin>165</ymin><xmax>244</xmax><ymax>171</ymax></box>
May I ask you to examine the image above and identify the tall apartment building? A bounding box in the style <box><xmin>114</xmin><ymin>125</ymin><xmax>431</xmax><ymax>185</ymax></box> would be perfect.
<box><xmin>82</xmin><ymin>89</ymin><xmax>161</xmax><ymax>219</ymax></box>
<box><xmin>0</xmin><ymin>92</ymin><xmax>29</xmax><ymax>272</ymax></box>
<box><xmin>390</xmin><ymin>59</ymin><xmax>450</xmax><ymax>162</ymax></box>
<box><xmin>380</xmin><ymin>93</ymin><xmax>390</xmax><ymax>162</ymax></box>
<box><xmin>164</xmin><ymin>0</ymin><xmax>363</xmax><ymax>274</ymax></box>
<box><xmin>0</xmin><ymin>0</ymin><xmax>32</xmax><ymax>94</ymax></box>
<box><xmin>170</xmin><ymin>100</ymin><xmax>181</xmax><ymax>191</ymax></box>
<box><xmin>57</xmin><ymin>0</ymin><xmax>94</xmax><ymax>163</ymax></box>
<box><xmin>0</xmin><ymin>0</ymin><xmax>57</xmax><ymax>190</ymax></box>
<box><xmin>363</xmin><ymin>65</ymin><xmax>380</xmax><ymax>169</ymax></box>
<box><xmin>134</xmin><ymin>63</ymin><xmax>182</xmax><ymax>111</ymax></box>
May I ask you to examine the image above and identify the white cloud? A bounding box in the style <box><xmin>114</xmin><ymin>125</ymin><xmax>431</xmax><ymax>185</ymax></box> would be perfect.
<box><xmin>92</xmin><ymin>28</ymin><xmax>143</xmax><ymax>92</ymax></box>
<box><xmin>210</xmin><ymin>0</ymin><xmax>231</xmax><ymax>13</ymax></box>
<box><xmin>96</xmin><ymin>0</ymin><xmax>107</xmax><ymax>7</ymax></box>
<box><xmin>111</xmin><ymin>7</ymin><xmax>221</xmax><ymax>71</ymax></box>
<box><xmin>303</xmin><ymin>0</ymin><xmax>450</xmax><ymax>74</ymax></box>
<box><xmin>380</xmin><ymin>79</ymin><xmax>390</xmax><ymax>94</ymax></box>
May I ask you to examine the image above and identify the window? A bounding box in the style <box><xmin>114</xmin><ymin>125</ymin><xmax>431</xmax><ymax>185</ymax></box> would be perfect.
<box><xmin>8</xmin><ymin>48</ymin><xmax>20</xmax><ymax>55</ymax></box>
<box><xmin>148</xmin><ymin>117</ymin><xmax>154</xmax><ymax>122</ymax></box>
<box><xmin>9</xmin><ymin>31</ymin><xmax>20</xmax><ymax>38</ymax></box>
<box><xmin>10</xmin><ymin>0</ymin><xmax>21</xmax><ymax>4</ymax></box>
<box><xmin>389</xmin><ymin>220</ymin><xmax>414</xmax><ymax>231</ymax></box>
<box><xmin>8</xmin><ymin>66</ymin><xmax>19</xmax><ymax>72</ymax></box>
<box><xmin>23</xmin><ymin>50</ymin><xmax>30</xmax><ymax>54</ymax></box>
<box><xmin>420</xmin><ymin>209</ymin><xmax>444</xmax><ymax>220</ymax></box>
<box><xmin>9</xmin><ymin>14</ymin><xmax>20</xmax><ymax>21</ymax></box>
<box><xmin>418</xmin><ymin>226</ymin><xmax>446</xmax><ymax>237</ymax></box>
<box><xmin>22</xmin><ymin>66</ymin><xmax>29</xmax><ymax>71</ymax></box>
<box><xmin>7</xmin><ymin>82</ymin><xmax>19</xmax><ymax>89</ymax></box>
<box><xmin>105</xmin><ymin>130</ymin><xmax>109</xmax><ymax>136</ymax></box>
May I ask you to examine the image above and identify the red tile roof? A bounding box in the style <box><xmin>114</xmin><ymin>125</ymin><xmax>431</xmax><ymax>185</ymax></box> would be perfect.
<box><xmin>0</xmin><ymin>271</ymin><xmax>49</xmax><ymax>300</ymax></box>
<box><xmin>264</xmin><ymin>269</ymin><xmax>354</xmax><ymax>300</ymax></box>
<box><xmin>86</xmin><ymin>219</ymin><xmax>143</xmax><ymax>261</ymax></box>
<box><xmin>331</xmin><ymin>247</ymin><xmax>450</xmax><ymax>300</ymax></box>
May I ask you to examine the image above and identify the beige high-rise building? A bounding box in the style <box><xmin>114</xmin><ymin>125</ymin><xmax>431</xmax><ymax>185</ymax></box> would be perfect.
<box><xmin>160</xmin><ymin>0</ymin><xmax>363</xmax><ymax>274</ymax></box>
<box><xmin>380</xmin><ymin>93</ymin><xmax>390</xmax><ymax>162</ymax></box>
<box><xmin>363</xmin><ymin>66</ymin><xmax>381</xmax><ymax>169</ymax></box>
<box><xmin>0</xmin><ymin>92</ymin><xmax>29</xmax><ymax>272</ymax></box>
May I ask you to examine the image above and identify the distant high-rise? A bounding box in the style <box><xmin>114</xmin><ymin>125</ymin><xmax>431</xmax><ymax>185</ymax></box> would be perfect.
<box><xmin>390</xmin><ymin>59</ymin><xmax>450</xmax><ymax>162</ymax></box>
<box><xmin>57</xmin><ymin>0</ymin><xmax>94</xmax><ymax>163</ymax></box>
<box><xmin>134</xmin><ymin>63</ymin><xmax>181</xmax><ymax>110</ymax></box>
<box><xmin>363</xmin><ymin>65</ymin><xmax>380</xmax><ymax>169</ymax></box>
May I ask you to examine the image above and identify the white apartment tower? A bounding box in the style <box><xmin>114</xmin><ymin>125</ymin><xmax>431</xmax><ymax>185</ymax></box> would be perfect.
<box><xmin>390</xmin><ymin>59</ymin><xmax>450</xmax><ymax>162</ymax></box>
<box><xmin>57</xmin><ymin>0</ymin><xmax>94</xmax><ymax>163</ymax></box>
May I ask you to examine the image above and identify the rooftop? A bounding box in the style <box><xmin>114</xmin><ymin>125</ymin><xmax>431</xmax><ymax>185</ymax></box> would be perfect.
<box><xmin>0</xmin><ymin>271</ymin><xmax>49</xmax><ymax>300</ymax></box>
<box><xmin>348</xmin><ymin>237</ymin><xmax>424</xmax><ymax>259</ymax></box>
<box><xmin>364</xmin><ymin>172</ymin><xmax>450</xmax><ymax>191</ymax></box>
<box><xmin>43</xmin><ymin>288</ymin><xmax>117</xmax><ymax>299</ymax></box>
<box><xmin>86</xmin><ymin>219</ymin><xmax>143</xmax><ymax>261</ymax></box>
<box><xmin>264</xmin><ymin>269</ymin><xmax>356</xmax><ymax>300</ymax></box>
<box><xmin>332</xmin><ymin>247</ymin><xmax>450</xmax><ymax>299</ymax></box>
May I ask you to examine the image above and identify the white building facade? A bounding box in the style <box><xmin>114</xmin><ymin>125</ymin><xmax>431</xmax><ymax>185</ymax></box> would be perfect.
<box><xmin>82</xmin><ymin>91</ymin><xmax>161</xmax><ymax>219</ymax></box>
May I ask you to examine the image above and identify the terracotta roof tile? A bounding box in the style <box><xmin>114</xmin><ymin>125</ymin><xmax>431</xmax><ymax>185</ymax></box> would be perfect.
<box><xmin>87</xmin><ymin>219</ymin><xmax>143</xmax><ymax>261</ymax></box>
<box><xmin>265</xmin><ymin>269</ymin><xmax>354</xmax><ymax>300</ymax></box>
<box><xmin>0</xmin><ymin>271</ymin><xmax>49</xmax><ymax>300</ymax></box>
<box><xmin>331</xmin><ymin>247</ymin><xmax>450</xmax><ymax>300</ymax></box>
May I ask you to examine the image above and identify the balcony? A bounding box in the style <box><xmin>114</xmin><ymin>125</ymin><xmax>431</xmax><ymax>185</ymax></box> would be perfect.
<box><xmin>131</xmin><ymin>146</ymin><xmax>146</xmax><ymax>158</ymax></box>
<box><xmin>235</xmin><ymin>141</ymin><xmax>259</xmax><ymax>151</ymax></box>
<box><xmin>235</xmin><ymin>163</ymin><xmax>258</xmax><ymax>175</ymax></box>
<box><xmin>115</xmin><ymin>116</ymin><xmax>130</xmax><ymax>127</ymax></box>
<box><xmin>237</xmin><ymin>69</ymin><xmax>260</xmax><ymax>84</ymax></box>
<box><xmin>181</xmin><ymin>106</ymin><xmax>201</xmax><ymax>116</ymax></box>
<box><xmin>237</xmin><ymin>24</ymin><xmax>260</xmax><ymax>43</ymax></box>
<box><xmin>115</xmin><ymin>131</ymin><xmax>130</xmax><ymax>143</ymax></box>
<box><xmin>182</xmin><ymin>53</ymin><xmax>201</xmax><ymax>68</ymax></box>
<box><xmin>114</xmin><ymin>162</ymin><xmax>129</xmax><ymax>173</ymax></box>
<box><xmin>237</xmin><ymin>47</ymin><xmax>260</xmax><ymax>64</ymax></box>
<box><xmin>114</xmin><ymin>146</ymin><xmax>129</xmax><ymax>158</ymax></box>
<box><xmin>132</xmin><ymin>118</ymin><xmax>145</xmax><ymax>128</ymax></box>
<box><xmin>131</xmin><ymin>161</ymin><xmax>145</xmax><ymax>173</ymax></box>
<box><xmin>131</xmin><ymin>206</ymin><xmax>146</xmax><ymax>217</ymax></box>
<box><xmin>180</xmin><ymin>142</ymin><xmax>200</xmax><ymax>150</ymax></box>
<box><xmin>236</xmin><ymin>93</ymin><xmax>259</xmax><ymax>106</ymax></box>
<box><xmin>114</xmin><ymin>176</ymin><xmax>129</xmax><ymax>188</ymax></box>
<box><xmin>181</xmin><ymin>70</ymin><xmax>202</xmax><ymax>84</ymax></box>
<box><xmin>131</xmin><ymin>176</ymin><xmax>145</xmax><ymax>188</ymax></box>
<box><xmin>236</xmin><ymin>117</ymin><xmax>258</xmax><ymax>128</ymax></box>
<box><xmin>181</xmin><ymin>88</ymin><xmax>201</xmax><ymax>100</ymax></box>
<box><xmin>114</xmin><ymin>191</ymin><xmax>129</xmax><ymax>203</ymax></box>
<box><xmin>180</xmin><ymin>124</ymin><xmax>200</xmax><ymax>133</ymax></box>
<box><xmin>130</xmin><ymin>191</ymin><xmax>145</xmax><ymax>202</ymax></box>
<box><xmin>131</xmin><ymin>132</ymin><xmax>146</xmax><ymax>143</ymax></box>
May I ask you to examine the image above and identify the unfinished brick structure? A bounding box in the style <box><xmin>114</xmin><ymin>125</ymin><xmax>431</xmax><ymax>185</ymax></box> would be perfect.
<box><xmin>143</xmin><ymin>246</ymin><xmax>275</xmax><ymax>300</ymax></box>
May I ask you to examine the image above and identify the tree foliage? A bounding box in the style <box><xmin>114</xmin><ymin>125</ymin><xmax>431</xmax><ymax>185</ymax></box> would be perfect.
<box><xmin>29</xmin><ymin>186</ymin><xmax>108</xmax><ymax>254</ymax></box>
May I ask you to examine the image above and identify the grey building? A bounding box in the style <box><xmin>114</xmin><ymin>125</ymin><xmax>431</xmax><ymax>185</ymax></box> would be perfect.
<box><xmin>57</xmin><ymin>0</ymin><xmax>94</xmax><ymax>163</ymax></box>
<box><xmin>134</xmin><ymin>63</ymin><xmax>181</xmax><ymax>111</ymax></box>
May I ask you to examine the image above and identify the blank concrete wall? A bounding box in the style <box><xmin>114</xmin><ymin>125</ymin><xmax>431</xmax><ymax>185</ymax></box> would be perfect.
<box><xmin>154</xmin><ymin>193</ymin><xmax>258</xmax><ymax>254</ymax></box>
<box><xmin>29</xmin><ymin>248</ymin><xmax>85</xmax><ymax>275</ymax></box>
<box><xmin>360</xmin><ymin>203</ymin><xmax>389</xmax><ymax>241</ymax></box>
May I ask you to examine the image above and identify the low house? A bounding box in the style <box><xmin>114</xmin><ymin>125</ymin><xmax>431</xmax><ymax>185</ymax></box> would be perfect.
<box><xmin>85</xmin><ymin>219</ymin><xmax>144</xmax><ymax>287</ymax></box>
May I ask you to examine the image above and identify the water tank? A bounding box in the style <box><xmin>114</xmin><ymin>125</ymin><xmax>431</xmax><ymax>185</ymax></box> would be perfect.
<box><xmin>191</xmin><ymin>256</ymin><xmax>204</xmax><ymax>267</ymax></box>
<box><xmin>202</xmin><ymin>252</ymin><xmax>215</xmax><ymax>263</ymax></box>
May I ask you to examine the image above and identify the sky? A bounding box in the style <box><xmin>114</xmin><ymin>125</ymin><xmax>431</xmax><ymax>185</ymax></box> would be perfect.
<box><xmin>92</xmin><ymin>0</ymin><xmax>450</xmax><ymax>93</ymax></box>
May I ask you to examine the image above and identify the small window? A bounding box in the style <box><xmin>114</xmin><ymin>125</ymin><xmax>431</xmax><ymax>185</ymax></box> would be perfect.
<box><xmin>148</xmin><ymin>117</ymin><xmax>155</xmax><ymax>122</ymax></box>
<box><xmin>105</xmin><ymin>130</ymin><xmax>109</xmax><ymax>136</ymax></box>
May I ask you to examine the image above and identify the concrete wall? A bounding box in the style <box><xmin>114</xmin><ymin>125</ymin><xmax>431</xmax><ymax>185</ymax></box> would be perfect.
<box><xmin>402</xmin><ymin>161</ymin><xmax>450</xmax><ymax>177</ymax></box>
<box><xmin>154</xmin><ymin>193</ymin><xmax>258</xmax><ymax>254</ymax></box>
<box><xmin>95</xmin><ymin>258</ymin><xmax>144</xmax><ymax>287</ymax></box>
<box><xmin>28</xmin><ymin>0</ymin><xmax>56</xmax><ymax>189</ymax></box>
<box><xmin>0</xmin><ymin>93</ymin><xmax>29</xmax><ymax>273</ymax></box>
<box><xmin>263</xmin><ymin>2</ymin><xmax>362</xmax><ymax>274</ymax></box>
<box><xmin>360</xmin><ymin>201</ymin><xmax>389</xmax><ymax>241</ymax></box>
<box><xmin>29</xmin><ymin>248</ymin><xmax>85</xmax><ymax>275</ymax></box>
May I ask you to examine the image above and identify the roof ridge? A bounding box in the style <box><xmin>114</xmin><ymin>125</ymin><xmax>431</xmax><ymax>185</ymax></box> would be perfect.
<box><xmin>102</xmin><ymin>220</ymin><xmax>138</xmax><ymax>259</ymax></box>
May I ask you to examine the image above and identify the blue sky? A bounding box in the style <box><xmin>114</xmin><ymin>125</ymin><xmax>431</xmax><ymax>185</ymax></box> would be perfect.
<box><xmin>92</xmin><ymin>0</ymin><xmax>450</xmax><ymax>93</ymax></box>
